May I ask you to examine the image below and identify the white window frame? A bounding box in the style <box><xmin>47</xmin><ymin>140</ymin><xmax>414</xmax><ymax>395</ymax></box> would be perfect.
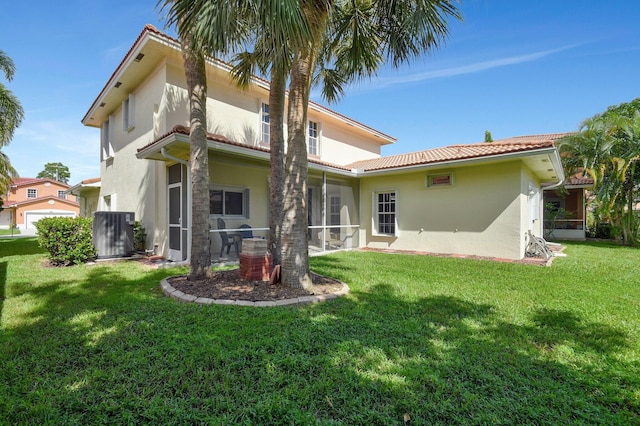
<box><xmin>308</xmin><ymin>120</ymin><xmax>320</xmax><ymax>156</ymax></box>
<box><xmin>102</xmin><ymin>193</ymin><xmax>115</xmax><ymax>211</ymax></box>
<box><xmin>27</xmin><ymin>188</ymin><xmax>37</xmax><ymax>199</ymax></box>
<box><xmin>373</xmin><ymin>190</ymin><xmax>398</xmax><ymax>236</ymax></box>
<box><xmin>101</xmin><ymin>115</ymin><xmax>114</xmax><ymax>161</ymax></box>
<box><xmin>57</xmin><ymin>190</ymin><xmax>67</xmax><ymax>199</ymax></box>
<box><xmin>123</xmin><ymin>93</ymin><xmax>135</xmax><ymax>132</ymax></box>
<box><xmin>260</xmin><ymin>102</ymin><xmax>270</xmax><ymax>145</ymax></box>
<box><xmin>426</xmin><ymin>172</ymin><xmax>454</xmax><ymax>188</ymax></box>
<box><xmin>209</xmin><ymin>185</ymin><xmax>250</xmax><ymax>218</ymax></box>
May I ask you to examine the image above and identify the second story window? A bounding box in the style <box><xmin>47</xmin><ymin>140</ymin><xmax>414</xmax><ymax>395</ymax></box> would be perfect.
<box><xmin>261</xmin><ymin>103</ymin><xmax>270</xmax><ymax>145</ymax></box>
<box><xmin>308</xmin><ymin>120</ymin><xmax>319</xmax><ymax>156</ymax></box>
<box><xmin>27</xmin><ymin>188</ymin><xmax>37</xmax><ymax>199</ymax></box>
<box><xmin>101</xmin><ymin>116</ymin><xmax>114</xmax><ymax>161</ymax></box>
<box><xmin>123</xmin><ymin>93</ymin><xmax>135</xmax><ymax>132</ymax></box>
<box><xmin>57</xmin><ymin>190</ymin><xmax>67</xmax><ymax>199</ymax></box>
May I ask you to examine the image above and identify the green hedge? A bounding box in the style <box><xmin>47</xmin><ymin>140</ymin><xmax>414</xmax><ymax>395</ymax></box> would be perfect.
<box><xmin>35</xmin><ymin>217</ymin><xmax>97</xmax><ymax>265</ymax></box>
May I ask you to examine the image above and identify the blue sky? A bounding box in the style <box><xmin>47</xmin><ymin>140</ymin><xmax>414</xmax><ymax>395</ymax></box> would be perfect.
<box><xmin>2</xmin><ymin>1</ymin><xmax>639</xmax><ymax>184</ymax></box>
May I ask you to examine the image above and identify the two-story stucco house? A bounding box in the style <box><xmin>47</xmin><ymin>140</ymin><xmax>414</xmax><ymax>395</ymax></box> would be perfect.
<box><xmin>79</xmin><ymin>25</ymin><xmax>564</xmax><ymax>262</ymax></box>
<box><xmin>0</xmin><ymin>178</ymin><xmax>79</xmax><ymax>230</ymax></box>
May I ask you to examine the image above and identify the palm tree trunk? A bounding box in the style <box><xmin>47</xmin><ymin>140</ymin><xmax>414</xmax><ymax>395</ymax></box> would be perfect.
<box><xmin>281</xmin><ymin>50</ymin><xmax>315</xmax><ymax>290</ymax></box>
<box><xmin>181</xmin><ymin>33</ymin><xmax>211</xmax><ymax>280</ymax></box>
<box><xmin>269</xmin><ymin>69</ymin><xmax>286</xmax><ymax>266</ymax></box>
<box><xmin>280</xmin><ymin>1</ymin><xmax>331</xmax><ymax>290</ymax></box>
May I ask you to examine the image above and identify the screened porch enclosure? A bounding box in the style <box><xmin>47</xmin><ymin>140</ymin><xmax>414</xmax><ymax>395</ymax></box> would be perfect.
<box><xmin>307</xmin><ymin>175</ymin><xmax>360</xmax><ymax>254</ymax></box>
<box><xmin>210</xmin><ymin>172</ymin><xmax>360</xmax><ymax>261</ymax></box>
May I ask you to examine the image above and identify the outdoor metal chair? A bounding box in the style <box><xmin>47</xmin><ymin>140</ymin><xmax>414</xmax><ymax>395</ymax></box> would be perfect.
<box><xmin>216</xmin><ymin>218</ymin><xmax>241</xmax><ymax>257</ymax></box>
<box><xmin>239</xmin><ymin>224</ymin><xmax>254</xmax><ymax>239</ymax></box>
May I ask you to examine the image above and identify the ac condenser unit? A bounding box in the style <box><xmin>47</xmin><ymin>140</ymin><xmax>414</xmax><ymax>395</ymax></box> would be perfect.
<box><xmin>93</xmin><ymin>211</ymin><xmax>135</xmax><ymax>259</ymax></box>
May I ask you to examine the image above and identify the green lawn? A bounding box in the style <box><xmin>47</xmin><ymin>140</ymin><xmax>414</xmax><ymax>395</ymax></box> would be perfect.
<box><xmin>1</xmin><ymin>238</ymin><xmax>638</xmax><ymax>425</ymax></box>
<box><xmin>0</xmin><ymin>229</ymin><xmax>19</xmax><ymax>236</ymax></box>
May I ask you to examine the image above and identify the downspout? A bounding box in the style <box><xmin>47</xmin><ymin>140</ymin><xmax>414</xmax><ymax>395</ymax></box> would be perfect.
<box><xmin>161</xmin><ymin>147</ymin><xmax>191</xmax><ymax>264</ymax></box>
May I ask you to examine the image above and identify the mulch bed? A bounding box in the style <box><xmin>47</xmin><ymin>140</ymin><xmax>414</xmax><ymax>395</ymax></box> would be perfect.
<box><xmin>168</xmin><ymin>269</ymin><xmax>344</xmax><ymax>302</ymax></box>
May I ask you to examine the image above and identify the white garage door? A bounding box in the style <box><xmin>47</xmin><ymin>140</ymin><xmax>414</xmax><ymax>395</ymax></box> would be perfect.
<box><xmin>24</xmin><ymin>211</ymin><xmax>76</xmax><ymax>229</ymax></box>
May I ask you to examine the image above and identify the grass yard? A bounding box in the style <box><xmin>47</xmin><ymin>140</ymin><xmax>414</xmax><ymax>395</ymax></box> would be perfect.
<box><xmin>0</xmin><ymin>238</ymin><xmax>638</xmax><ymax>425</ymax></box>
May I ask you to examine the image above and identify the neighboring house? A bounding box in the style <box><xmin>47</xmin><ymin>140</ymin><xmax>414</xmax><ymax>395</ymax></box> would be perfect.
<box><xmin>0</xmin><ymin>178</ymin><xmax>79</xmax><ymax>230</ymax></box>
<box><xmin>543</xmin><ymin>173</ymin><xmax>594</xmax><ymax>240</ymax></box>
<box><xmin>66</xmin><ymin>177</ymin><xmax>101</xmax><ymax>217</ymax></box>
<box><xmin>81</xmin><ymin>25</ymin><xmax>565</xmax><ymax>262</ymax></box>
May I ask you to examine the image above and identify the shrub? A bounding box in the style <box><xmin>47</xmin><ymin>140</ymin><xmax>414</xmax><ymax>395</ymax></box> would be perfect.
<box><xmin>587</xmin><ymin>222</ymin><xmax>614</xmax><ymax>240</ymax></box>
<box><xmin>35</xmin><ymin>217</ymin><xmax>97</xmax><ymax>265</ymax></box>
<box><xmin>133</xmin><ymin>221</ymin><xmax>146</xmax><ymax>252</ymax></box>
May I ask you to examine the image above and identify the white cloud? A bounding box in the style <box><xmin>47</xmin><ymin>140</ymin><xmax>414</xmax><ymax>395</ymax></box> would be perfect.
<box><xmin>349</xmin><ymin>45</ymin><xmax>579</xmax><ymax>92</ymax></box>
<box><xmin>9</xmin><ymin>118</ymin><xmax>100</xmax><ymax>183</ymax></box>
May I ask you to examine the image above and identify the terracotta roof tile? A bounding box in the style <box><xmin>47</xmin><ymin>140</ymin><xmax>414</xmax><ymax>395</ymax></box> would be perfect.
<box><xmin>8</xmin><ymin>195</ymin><xmax>79</xmax><ymax>207</ymax></box>
<box><xmin>347</xmin><ymin>140</ymin><xmax>556</xmax><ymax>172</ymax></box>
<box><xmin>81</xmin><ymin>177</ymin><xmax>101</xmax><ymax>185</ymax></box>
<box><xmin>10</xmin><ymin>177</ymin><xmax>70</xmax><ymax>188</ymax></box>
<box><xmin>139</xmin><ymin>125</ymin><xmax>352</xmax><ymax>171</ymax></box>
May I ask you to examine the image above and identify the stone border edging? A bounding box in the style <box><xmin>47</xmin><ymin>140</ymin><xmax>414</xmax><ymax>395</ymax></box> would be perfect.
<box><xmin>160</xmin><ymin>275</ymin><xmax>349</xmax><ymax>307</ymax></box>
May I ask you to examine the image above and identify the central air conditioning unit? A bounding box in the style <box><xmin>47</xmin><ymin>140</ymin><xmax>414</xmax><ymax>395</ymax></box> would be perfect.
<box><xmin>92</xmin><ymin>211</ymin><xmax>135</xmax><ymax>259</ymax></box>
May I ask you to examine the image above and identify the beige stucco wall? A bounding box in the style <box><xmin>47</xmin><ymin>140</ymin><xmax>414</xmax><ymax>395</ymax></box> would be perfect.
<box><xmin>98</xmin><ymin>64</ymin><xmax>167</xmax><ymax>251</ymax></box>
<box><xmin>208</xmin><ymin>153</ymin><xmax>270</xmax><ymax>255</ymax></box>
<box><xmin>308</xmin><ymin>111</ymin><xmax>383</xmax><ymax>165</ymax></box>
<box><xmin>359</xmin><ymin>161</ymin><xmax>530</xmax><ymax>260</ymax></box>
<box><xmin>165</xmin><ymin>62</ymin><xmax>385</xmax><ymax>164</ymax></box>
<box><xmin>77</xmin><ymin>188</ymin><xmax>100</xmax><ymax>217</ymax></box>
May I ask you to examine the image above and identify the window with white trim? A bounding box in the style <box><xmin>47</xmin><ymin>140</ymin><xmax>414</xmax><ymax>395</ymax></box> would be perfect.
<box><xmin>375</xmin><ymin>191</ymin><xmax>396</xmax><ymax>235</ymax></box>
<box><xmin>308</xmin><ymin>120</ymin><xmax>319</xmax><ymax>156</ymax></box>
<box><xmin>123</xmin><ymin>93</ymin><xmax>135</xmax><ymax>131</ymax></box>
<box><xmin>261</xmin><ymin>103</ymin><xmax>270</xmax><ymax>145</ymax></box>
<box><xmin>57</xmin><ymin>190</ymin><xmax>67</xmax><ymax>199</ymax></box>
<box><xmin>27</xmin><ymin>188</ymin><xmax>37</xmax><ymax>199</ymax></box>
<box><xmin>209</xmin><ymin>187</ymin><xmax>249</xmax><ymax>217</ymax></box>
<box><xmin>101</xmin><ymin>115</ymin><xmax>114</xmax><ymax>161</ymax></box>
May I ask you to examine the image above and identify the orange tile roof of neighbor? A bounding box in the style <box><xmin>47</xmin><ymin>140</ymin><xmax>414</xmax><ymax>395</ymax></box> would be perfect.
<box><xmin>10</xmin><ymin>177</ymin><xmax>70</xmax><ymax>187</ymax></box>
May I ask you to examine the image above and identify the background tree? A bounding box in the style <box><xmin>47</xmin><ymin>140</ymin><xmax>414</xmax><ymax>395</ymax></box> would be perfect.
<box><xmin>558</xmin><ymin>98</ymin><xmax>640</xmax><ymax>245</ymax></box>
<box><xmin>0</xmin><ymin>49</ymin><xmax>24</xmax><ymax>194</ymax></box>
<box><xmin>484</xmin><ymin>130</ymin><xmax>493</xmax><ymax>142</ymax></box>
<box><xmin>37</xmin><ymin>162</ymin><xmax>71</xmax><ymax>183</ymax></box>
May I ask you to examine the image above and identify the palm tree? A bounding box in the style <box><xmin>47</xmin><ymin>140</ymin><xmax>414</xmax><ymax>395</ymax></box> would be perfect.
<box><xmin>181</xmin><ymin>29</ymin><xmax>212</xmax><ymax>279</ymax></box>
<box><xmin>0</xmin><ymin>49</ymin><xmax>24</xmax><ymax>194</ymax></box>
<box><xmin>160</xmin><ymin>2</ymin><xmax>255</xmax><ymax>280</ymax></box>
<box><xmin>162</xmin><ymin>0</ymin><xmax>308</xmax><ymax>277</ymax></box>
<box><xmin>279</xmin><ymin>0</ymin><xmax>461</xmax><ymax>289</ymax></box>
<box><xmin>162</xmin><ymin>0</ymin><xmax>461</xmax><ymax>289</ymax></box>
<box><xmin>559</xmin><ymin>108</ymin><xmax>640</xmax><ymax>245</ymax></box>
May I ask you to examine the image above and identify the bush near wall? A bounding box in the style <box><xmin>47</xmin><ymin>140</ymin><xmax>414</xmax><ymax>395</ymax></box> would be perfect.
<box><xmin>35</xmin><ymin>217</ymin><xmax>97</xmax><ymax>265</ymax></box>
